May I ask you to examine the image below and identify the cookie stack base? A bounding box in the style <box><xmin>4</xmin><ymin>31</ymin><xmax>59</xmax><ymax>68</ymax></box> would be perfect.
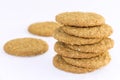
<box><xmin>53</xmin><ymin>53</ymin><xmax>111</xmax><ymax>74</ymax></box>
<box><xmin>53</xmin><ymin>55</ymin><xmax>96</xmax><ymax>74</ymax></box>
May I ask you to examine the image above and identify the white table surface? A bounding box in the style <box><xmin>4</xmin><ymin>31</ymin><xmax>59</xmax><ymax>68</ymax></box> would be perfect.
<box><xmin>0</xmin><ymin>0</ymin><xmax>119</xmax><ymax>80</ymax></box>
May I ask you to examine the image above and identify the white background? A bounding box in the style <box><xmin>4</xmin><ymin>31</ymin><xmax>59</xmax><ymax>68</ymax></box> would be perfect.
<box><xmin>0</xmin><ymin>0</ymin><xmax>119</xmax><ymax>80</ymax></box>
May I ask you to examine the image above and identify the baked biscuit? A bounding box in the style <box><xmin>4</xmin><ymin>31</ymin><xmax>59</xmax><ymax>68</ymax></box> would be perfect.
<box><xmin>53</xmin><ymin>27</ymin><xmax>102</xmax><ymax>45</ymax></box>
<box><xmin>53</xmin><ymin>55</ymin><xmax>96</xmax><ymax>74</ymax></box>
<box><xmin>54</xmin><ymin>42</ymin><xmax>102</xmax><ymax>58</ymax></box>
<box><xmin>66</xmin><ymin>38</ymin><xmax>114</xmax><ymax>53</ymax></box>
<box><xmin>61</xmin><ymin>24</ymin><xmax>113</xmax><ymax>38</ymax></box>
<box><xmin>63</xmin><ymin>52</ymin><xmax>111</xmax><ymax>69</ymax></box>
<box><xmin>4</xmin><ymin>38</ymin><xmax>48</xmax><ymax>56</ymax></box>
<box><xmin>28</xmin><ymin>22</ymin><xmax>61</xmax><ymax>36</ymax></box>
<box><xmin>56</xmin><ymin>12</ymin><xmax>105</xmax><ymax>27</ymax></box>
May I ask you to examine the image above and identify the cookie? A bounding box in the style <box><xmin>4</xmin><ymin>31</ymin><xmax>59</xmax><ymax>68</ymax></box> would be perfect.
<box><xmin>28</xmin><ymin>22</ymin><xmax>61</xmax><ymax>36</ymax></box>
<box><xmin>56</xmin><ymin>12</ymin><xmax>105</xmax><ymax>27</ymax></box>
<box><xmin>4</xmin><ymin>38</ymin><xmax>48</xmax><ymax>56</ymax></box>
<box><xmin>61</xmin><ymin>24</ymin><xmax>113</xmax><ymax>38</ymax></box>
<box><xmin>53</xmin><ymin>55</ymin><xmax>96</xmax><ymax>74</ymax></box>
<box><xmin>54</xmin><ymin>42</ymin><xmax>102</xmax><ymax>58</ymax></box>
<box><xmin>63</xmin><ymin>52</ymin><xmax>111</xmax><ymax>69</ymax></box>
<box><xmin>66</xmin><ymin>38</ymin><xmax>114</xmax><ymax>53</ymax></box>
<box><xmin>53</xmin><ymin>27</ymin><xmax>103</xmax><ymax>45</ymax></box>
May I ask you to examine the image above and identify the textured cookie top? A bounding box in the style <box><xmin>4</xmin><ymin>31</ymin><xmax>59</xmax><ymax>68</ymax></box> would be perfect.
<box><xmin>54</xmin><ymin>41</ymin><xmax>102</xmax><ymax>58</ymax></box>
<box><xmin>61</xmin><ymin>24</ymin><xmax>113</xmax><ymax>38</ymax></box>
<box><xmin>28</xmin><ymin>22</ymin><xmax>61</xmax><ymax>36</ymax></box>
<box><xmin>53</xmin><ymin>55</ymin><xmax>95</xmax><ymax>74</ymax></box>
<box><xmin>53</xmin><ymin>27</ymin><xmax>102</xmax><ymax>45</ymax></box>
<box><xmin>56</xmin><ymin>12</ymin><xmax>105</xmax><ymax>27</ymax></box>
<box><xmin>63</xmin><ymin>52</ymin><xmax>111</xmax><ymax>69</ymax></box>
<box><xmin>66</xmin><ymin>38</ymin><xmax>114</xmax><ymax>53</ymax></box>
<box><xmin>4</xmin><ymin>38</ymin><xmax>48</xmax><ymax>56</ymax></box>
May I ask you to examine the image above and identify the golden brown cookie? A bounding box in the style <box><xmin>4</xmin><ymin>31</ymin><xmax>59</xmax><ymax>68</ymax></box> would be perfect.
<box><xmin>28</xmin><ymin>22</ymin><xmax>61</xmax><ymax>36</ymax></box>
<box><xmin>53</xmin><ymin>27</ymin><xmax>103</xmax><ymax>45</ymax></box>
<box><xmin>66</xmin><ymin>38</ymin><xmax>114</xmax><ymax>53</ymax></box>
<box><xmin>53</xmin><ymin>55</ymin><xmax>96</xmax><ymax>74</ymax></box>
<box><xmin>63</xmin><ymin>52</ymin><xmax>111</xmax><ymax>69</ymax></box>
<box><xmin>54</xmin><ymin>42</ymin><xmax>102</xmax><ymax>58</ymax></box>
<box><xmin>61</xmin><ymin>24</ymin><xmax>113</xmax><ymax>38</ymax></box>
<box><xmin>4</xmin><ymin>38</ymin><xmax>48</xmax><ymax>56</ymax></box>
<box><xmin>56</xmin><ymin>12</ymin><xmax>105</xmax><ymax>27</ymax></box>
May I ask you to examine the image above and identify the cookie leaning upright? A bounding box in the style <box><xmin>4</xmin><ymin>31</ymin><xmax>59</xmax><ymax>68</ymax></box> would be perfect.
<box><xmin>56</xmin><ymin>12</ymin><xmax>105</xmax><ymax>27</ymax></box>
<box><xmin>53</xmin><ymin>11</ymin><xmax>114</xmax><ymax>74</ymax></box>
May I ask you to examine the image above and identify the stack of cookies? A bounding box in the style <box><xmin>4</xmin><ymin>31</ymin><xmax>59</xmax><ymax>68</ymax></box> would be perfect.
<box><xmin>53</xmin><ymin>12</ymin><xmax>114</xmax><ymax>73</ymax></box>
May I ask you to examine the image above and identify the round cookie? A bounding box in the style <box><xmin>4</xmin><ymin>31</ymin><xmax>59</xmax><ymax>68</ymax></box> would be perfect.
<box><xmin>56</xmin><ymin>12</ymin><xmax>105</xmax><ymax>27</ymax></box>
<box><xmin>66</xmin><ymin>38</ymin><xmax>114</xmax><ymax>53</ymax></box>
<box><xmin>4</xmin><ymin>38</ymin><xmax>48</xmax><ymax>56</ymax></box>
<box><xmin>53</xmin><ymin>55</ymin><xmax>96</xmax><ymax>74</ymax></box>
<box><xmin>61</xmin><ymin>24</ymin><xmax>113</xmax><ymax>38</ymax></box>
<box><xmin>63</xmin><ymin>52</ymin><xmax>111</xmax><ymax>69</ymax></box>
<box><xmin>54</xmin><ymin>42</ymin><xmax>103</xmax><ymax>58</ymax></box>
<box><xmin>53</xmin><ymin>27</ymin><xmax>103</xmax><ymax>45</ymax></box>
<box><xmin>28</xmin><ymin>22</ymin><xmax>61</xmax><ymax>36</ymax></box>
